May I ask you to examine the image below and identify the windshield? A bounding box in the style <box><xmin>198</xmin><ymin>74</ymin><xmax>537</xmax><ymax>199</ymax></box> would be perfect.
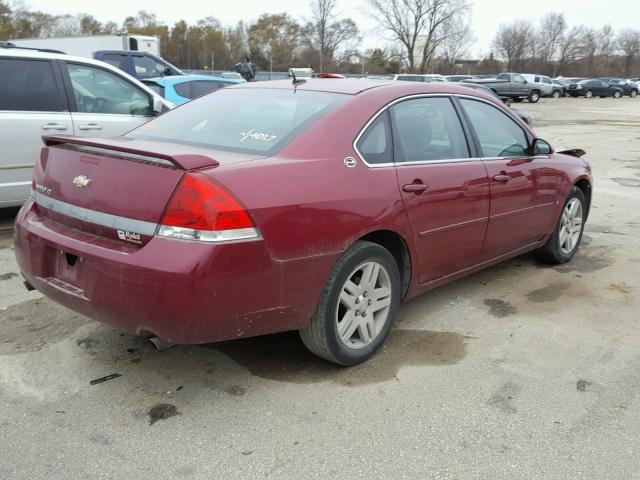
<box><xmin>128</xmin><ymin>88</ymin><xmax>348</xmax><ymax>154</ymax></box>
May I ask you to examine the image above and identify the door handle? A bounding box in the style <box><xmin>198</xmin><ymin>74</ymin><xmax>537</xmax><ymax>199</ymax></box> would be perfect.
<box><xmin>493</xmin><ymin>173</ymin><xmax>510</xmax><ymax>183</ymax></box>
<box><xmin>402</xmin><ymin>181</ymin><xmax>429</xmax><ymax>194</ymax></box>
<box><xmin>41</xmin><ymin>123</ymin><xmax>68</xmax><ymax>131</ymax></box>
<box><xmin>78</xmin><ymin>123</ymin><xmax>103</xmax><ymax>131</ymax></box>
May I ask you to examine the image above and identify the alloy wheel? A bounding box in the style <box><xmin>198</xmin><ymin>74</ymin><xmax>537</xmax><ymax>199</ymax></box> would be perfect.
<box><xmin>559</xmin><ymin>198</ymin><xmax>583</xmax><ymax>255</ymax></box>
<box><xmin>336</xmin><ymin>261</ymin><xmax>392</xmax><ymax>350</ymax></box>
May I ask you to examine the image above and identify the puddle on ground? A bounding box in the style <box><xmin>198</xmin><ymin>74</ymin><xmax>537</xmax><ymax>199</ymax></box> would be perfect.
<box><xmin>487</xmin><ymin>381</ymin><xmax>522</xmax><ymax>413</ymax></box>
<box><xmin>483</xmin><ymin>298</ymin><xmax>517</xmax><ymax>318</ymax></box>
<box><xmin>147</xmin><ymin>403</ymin><xmax>180</xmax><ymax>425</ymax></box>
<box><xmin>526</xmin><ymin>281</ymin><xmax>571</xmax><ymax>303</ymax></box>
<box><xmin>0</xmin><ymin>298</ymin><xmax>91</xmax><ymax>353</ymax></box>
<box><xmin>208</xmin><ymin>329</ymin><xmax>467</xmax><ymax>386</ymax></box>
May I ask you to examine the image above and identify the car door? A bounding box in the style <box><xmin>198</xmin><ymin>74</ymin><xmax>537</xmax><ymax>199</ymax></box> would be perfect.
<box><xmin>388</xmin><ymin>96</ymin><xmax>490</xmax><ymax>284</ymax></box>
<box><xmin>62</xmin><ymin>62</ymin><xmax>155</xmax><ymax>137</ymax></box>
<box><xmin>0</xmin><ymin>56</ymin><xmax>71</xmax><ymax>206</ymax></box>
<box><xmin>512</xmin><ymin>74</ymin><xmax>528</xmax><ymax>96</ymax></box>
<box><xmin>458</xmin><ymin>98</ymin><xmax>561</xmax><ymax>259</ymax></box>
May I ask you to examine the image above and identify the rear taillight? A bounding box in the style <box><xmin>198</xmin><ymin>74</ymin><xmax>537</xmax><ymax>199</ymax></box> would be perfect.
<box><xmin>157</xmin><ymin>173</ymin><xmax>260</xmax><ymax>243</ymax></box>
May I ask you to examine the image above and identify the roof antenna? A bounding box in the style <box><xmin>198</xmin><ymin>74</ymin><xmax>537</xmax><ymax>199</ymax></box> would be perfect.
<box><xmin>290</xmin><ymin>68</ymin><xmax>306</xmax><ymax>86</ymax></box>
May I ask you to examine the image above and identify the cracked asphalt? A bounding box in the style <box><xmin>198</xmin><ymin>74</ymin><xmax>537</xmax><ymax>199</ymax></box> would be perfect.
<box><xmin>1</xmin><ymin>97</ymin><xmax>640</xmax><ymax>479</ymax></box>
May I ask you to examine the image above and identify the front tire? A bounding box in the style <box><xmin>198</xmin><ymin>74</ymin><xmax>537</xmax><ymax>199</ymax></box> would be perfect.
<box><xmin>536</xmin><ymin>187</ymin><xmax>586</xmax><ymax>264</ymax></box>
<box><xmin>585</xmin><ymin>90</ymin><xmax>593</xmax><ymax>98</ymax></box>
<box><xmin>630</xmin><ymin>90</ymin><xmax>638</xmax><ymax>98</ymax></box>
<box><xmin>300</xmin><ymin>241</ymin><xmax>401</xmax><ymax>366</ymax></box>
<box><xmin>613</xmin><ymin>90</ymin><xmax>621</xmax><ymax>98</ymax></box>
<box><xmin>528</xmin><ymin>90</ymin><xmax>540</xmax><ymax>103</ymax></box>
<box><xmin>552</xmin><ymin>89</ymin><xmax>561</xmax><ymax>98</ymax></box>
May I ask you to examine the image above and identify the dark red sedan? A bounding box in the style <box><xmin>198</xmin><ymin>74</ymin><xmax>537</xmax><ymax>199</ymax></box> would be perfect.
<box><xmin>14</xmin><ymin>79</ymin><xmax>592</xmax><ymax>365</ymax></box>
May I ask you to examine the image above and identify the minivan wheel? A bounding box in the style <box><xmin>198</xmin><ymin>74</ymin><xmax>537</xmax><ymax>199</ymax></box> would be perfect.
<box><xmin>299</xmin><ymin>241</ymin><xmax>401</xmax><ymax>366</ymax></box>
<box><xmin>528</xmin><ymin>90</ymin><xmax>540</xmax><ymax>103</ymax></box>
<box><xmin>536</xmin><ymin>187</ymin><xmax>586</xmax><ymax>264</ymax></box>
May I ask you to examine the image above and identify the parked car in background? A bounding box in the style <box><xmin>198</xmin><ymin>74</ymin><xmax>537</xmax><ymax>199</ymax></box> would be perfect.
<box><xmin>421</xmin><ymin>74</ymin><xmax>447</xmax><ymax>82</ymax></box>
<box><xmin>552</xmin><ymin>79</ymin><xmax>569</xmax><ymax>97</ymax></box>
<box><xmin>0</xmin><ymin>46</ymin><xmax>173</xmax><ymax>207</ymax></box>
<box><xmin>14</xmin><ymin>79</ymin><xmax>591</xmax><ymax>366</ymax></box>
<box><xmin>522</xmin><ymin>74</ymin><xmax>564</xmax><ymax>98</ymax></box>
<box><xmin>390</xmin><ymin>74</ymin><xmax>435</xmax><ymax>82</ymax></box>
<box><xmin>467</xmin><ymin>73</ymin><xmax>542</xmax><ymax>103</ymax></box>
<box><xmin>218</xmin><ymin>71</ymin><xmax>245</xmax><ymax>82</ymax></box>
<box><xmin>445</xmin><ymin>75</ymin><xmax>474</xmax><ymax>82</ymax></box>
<box><xmin>567</xmin><ymin>79</ymin><xmax>624</xmax><ymax>98</ymax></box>
<box><xmin>142</xmin><ymin>75</ymin><xmax>242</xmax><ymax>105</ymax></box>
<box><xmin>460</xmin><ymin>82</ymin><xmax>533</xmax><ymax>126</ymax></box>
<box><xmin>598</xmin><ymin>78</ymin><xmax>638</xmax><ymax>97</ymax></box>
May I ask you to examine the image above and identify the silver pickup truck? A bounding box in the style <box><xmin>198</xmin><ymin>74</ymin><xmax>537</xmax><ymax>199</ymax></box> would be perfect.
<box><xmin>466</xmin><ymin>73</ymin><xmax>542</xmax><ymax>103</ymax></box>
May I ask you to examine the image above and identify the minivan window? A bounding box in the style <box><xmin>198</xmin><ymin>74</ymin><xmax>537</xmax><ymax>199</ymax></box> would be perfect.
<box><xmin>390</xmin><ymin>97</ymin><xmax>469</xmax><ymax>162</ymax></box>
<box><xmin>460</xmin><ymin>99</ymin><xmax>528</xmax><ymax>158</ymax></box>
<box><xmin>0</xmin><ymin>58</ymin><xmax>63</xmax><ymax>112</ymax></box>
<box><xmin>129</xmin><ymin>89</ymin><xmax>348</xmax><ymax>154</ymax></box>
<box><xmin>66</xmin><ymin>63</ymin><xmax>152</xmax><ymax>116</ymax></box>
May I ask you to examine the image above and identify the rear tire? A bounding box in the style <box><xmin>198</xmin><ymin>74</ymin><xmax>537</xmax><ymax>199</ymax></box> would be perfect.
<box><xmin>536</xmin><ymin>187</ymin><xmax>586</xmax><ymax>264</ymax></box>
<box><xmin>528</xmin><ymin>90</ymin><xmax>540</xmax><ymax>103</ymax></box>
<box><xmin>300</xmin><ymin>241</ymin><xmax>401</xmax><ymax>366</ymax></box>
<box><xmin>552</xmin><ymin>89</ymin><xmax>561</xmax><ymax>98</ymax></box>
<box><xmin>631</xmin><ymin>90</ymin><xmax>638</xmax><ymax>98</ymax></box>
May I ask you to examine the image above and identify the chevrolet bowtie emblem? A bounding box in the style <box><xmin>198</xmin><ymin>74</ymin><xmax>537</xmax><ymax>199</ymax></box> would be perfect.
<box><xmin>72</xmin><ymin>175</ymin><xmax>92</xmax><ymax>188</ymax></box>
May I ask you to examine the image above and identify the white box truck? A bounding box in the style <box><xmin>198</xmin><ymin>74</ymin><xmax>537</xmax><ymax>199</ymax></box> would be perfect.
<box><xmin>8</xmin><ymin>34</ymin><xmax>161</xmax><ymax>57</ymax></box>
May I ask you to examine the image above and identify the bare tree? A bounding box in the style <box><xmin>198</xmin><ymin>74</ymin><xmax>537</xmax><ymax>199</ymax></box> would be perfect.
<box><xmin>366</xmin><ymin>0</ymin><xmax>469</xmax><ymax>73</ymax></box>
<box><xmin>618</xmin><ymin>29</ymin><xmax>640</xmax><ymax>77</ymax></box>
<box><xmin>537</xmin><ymin>13</ymin><xmax>566</xmax><ymax>66</ymax></box>
<box><xmin>555</xmin><ymin>26</ymin><xmax>586</xmax><ymax>76</ymax></box>
<box><xmin>598</xmin><ymin>24</ymin><xmax>615</xmax><ymax>75</ymax></box>
<box><xmin>303</xmin><ymin>0</ymin><xmax>360</xmax><ymax>72</ymax></box>
<box><xmin>492</xmin><ymin>20</ymin><xmax>534</xmax><ymax>71</ymax></box>
<box><xmin>438</xmin><ymin>13</ymin><xmax>474</xmax><ymax>74</ymax></box>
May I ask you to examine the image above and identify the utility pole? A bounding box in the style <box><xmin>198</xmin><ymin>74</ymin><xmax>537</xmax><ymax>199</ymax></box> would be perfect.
<box><xmin>211</xmin><ymin>51</ymin><xmax>215</xmax><ymax>71</ymax></box>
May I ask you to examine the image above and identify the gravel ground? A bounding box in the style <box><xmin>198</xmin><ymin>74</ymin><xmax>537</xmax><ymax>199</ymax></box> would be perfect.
<box><xmin>1</xmin><ymin>97</ymin><xmax>639</xmax><ymax>479</ymax></box>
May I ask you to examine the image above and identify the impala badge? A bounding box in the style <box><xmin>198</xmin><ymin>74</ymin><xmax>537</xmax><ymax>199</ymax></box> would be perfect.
<box><xmin>72</xmin><ymin>175</ymin><xmax>92</xmax><ymax>188</ymax></box>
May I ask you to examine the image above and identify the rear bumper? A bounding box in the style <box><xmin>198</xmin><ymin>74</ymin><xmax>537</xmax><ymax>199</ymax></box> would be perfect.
<box><xmin>14</xmin><ymin>201</ymin><xmax>315</xmax><ymax>344</ymax></box>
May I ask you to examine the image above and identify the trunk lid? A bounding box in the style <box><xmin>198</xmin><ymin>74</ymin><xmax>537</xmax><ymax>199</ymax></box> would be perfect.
<box><xmin>32</xmin><ymin>136</ymin><xmax>257</xmax><ymax>246</ymax></box>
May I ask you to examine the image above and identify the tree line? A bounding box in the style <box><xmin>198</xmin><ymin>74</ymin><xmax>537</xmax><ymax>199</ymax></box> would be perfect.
<box><xmin>1</xmin><ymin>0</ymin><xmax>639</xmax><ymax>77</ymax></box>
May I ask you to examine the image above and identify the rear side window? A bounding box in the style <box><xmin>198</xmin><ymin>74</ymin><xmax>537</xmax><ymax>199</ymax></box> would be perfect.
<box><xmin>390</xmin><ymin>97</ymin><xmax>469</xmax><ymax>162</ymax></box>
<box><xmin>174</xmin><ymin>80</ymin><xmax>220</xmax><ymax>100</ymax></box>
<box><xmin>460</xmin><ymin>99</ymin><xmax>528</xmax><ymax>158</ymax></box>
<box><xmin>132</xmin><ymin>55</ymin><xmax>168</xmax><ymax>77</ymax></box>
<box><xmin>0</xmin><ymin>58</ymin><xmax>63</xmax><ymax>112</ymax></box>
<box><xmin>356</xmin><ymin>111</ymin><xmax>392</xmax><ymax>164</ymax></box>
<box><xmin>101</xmin><ymin>53</ymin><xmax>129</xmax><ymax>72</ymax></box>
<box><xmin>129</xmin><ymin>88</ymin><xmax>348</xmax><ymax>154</ymax></box>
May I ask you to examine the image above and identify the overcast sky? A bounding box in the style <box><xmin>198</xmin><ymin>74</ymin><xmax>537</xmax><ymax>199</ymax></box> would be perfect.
<box><xmin>23</xmin><ymin>0</ymin><xmax>631</xmax><ymax>56</ymax></box>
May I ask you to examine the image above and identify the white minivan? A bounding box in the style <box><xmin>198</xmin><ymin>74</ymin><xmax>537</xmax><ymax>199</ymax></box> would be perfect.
<box><xmin>0</xmin><ymin>45</ymin><xmax>174</xmax><ymax>207</ymax></box>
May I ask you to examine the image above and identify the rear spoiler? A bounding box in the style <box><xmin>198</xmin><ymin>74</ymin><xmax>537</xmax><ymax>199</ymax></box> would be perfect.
<box><xmin>43</xmin><ymin>135</ymin><xmax>220</xmax><ymax>170</ymax></box>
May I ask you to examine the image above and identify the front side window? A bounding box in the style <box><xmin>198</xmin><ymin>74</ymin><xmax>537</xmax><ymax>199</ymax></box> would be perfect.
<box><xmin>460</xmin><ymin>99</ymin><xmax>529</xmax><ymax>158</ymax></box>
<box><xmin>0</xmin><ymin>58</ymin><xmax>63</xmax><ymax>112</ymax></box>
<box><xmin>513</xmin><ymin>74</ymin><xmax>526</xmax><ymax>84</ymax></box>
<box><xmin>356</xmin><ymin>111</ymin><xmax>392</xmax><ymax>164</ymax></box>
<box><xmin>129</xmin><ymin>88</ymin><xmax>348</xmax><ymax>155</ymax></box>
<box><xmin>132</xmin><ymin>55</ymin><xmax>168</xmax><ymax>78</ymax></box>
<box><xmin>390</xmin><ymin>97</ymin><xmax>469</xmax><ymax>163</ymax></box>
<box><xmin>66</xmin><ymin>63</ymin><xmax>151</xmax><ymax>116</ymax></box>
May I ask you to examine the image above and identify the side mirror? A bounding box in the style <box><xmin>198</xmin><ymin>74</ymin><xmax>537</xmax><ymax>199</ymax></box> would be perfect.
<box><xmin>530</xmin><ymin>138</ymin><xmax>552</xmax><ymax>156</ymax></box>
<box><xmin>152</xmin><ymin>97</ymin><xmax>164</xmax><ymax>115</ymax></box>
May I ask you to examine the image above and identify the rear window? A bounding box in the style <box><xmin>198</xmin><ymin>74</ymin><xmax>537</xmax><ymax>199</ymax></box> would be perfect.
<box><xmin>129</xmin><ymin>88</ymin><xmax>348</xmax><ymax>154</ymax></box>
